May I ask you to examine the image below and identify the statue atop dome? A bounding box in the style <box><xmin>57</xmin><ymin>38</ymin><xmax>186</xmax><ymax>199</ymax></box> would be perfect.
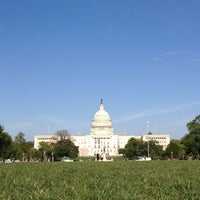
<box><xmin>100</xmin><ymin>98</ymin><xmax>104</xmax><ymax>110</ymax></box>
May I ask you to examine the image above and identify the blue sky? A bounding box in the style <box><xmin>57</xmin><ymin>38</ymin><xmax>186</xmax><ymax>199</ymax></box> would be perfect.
<box><xmin>0</xmin><ymin>0</ymin><xmax>200</xmax><ymax>141</ymax></box>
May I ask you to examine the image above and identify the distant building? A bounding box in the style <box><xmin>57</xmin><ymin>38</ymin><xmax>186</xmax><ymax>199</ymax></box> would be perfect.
<box><xmin>34</xmin><ymin>100</ymin><xmax>170</xmax><ymax>157</ymax></box>
<box><xmin>142</xmin><ymin>134</ymin><xmax>170</xmax><ymax>150</ymax></box>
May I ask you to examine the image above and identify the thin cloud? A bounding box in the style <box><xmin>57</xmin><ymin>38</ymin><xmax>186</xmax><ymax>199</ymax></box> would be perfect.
<box><xmin>160</xmin><ymin>51</ymin><xmax>180</xmax><ymax>56</ymax></box>
<box><xmin>115</xmin><ymin>110</ymin><xmax>154</xmax><ymax>123</ymax></box>
<box><xmin>115</xmin><ymin>101</ymin><xmax>200</xmax><ymax>123</ymax></box>
<box><xmin>151</xmin><ymin>57</ymin><xmax>162</xmax><ymax>62</ymax></box>
<box><xmin>15</xmin><ymin>121</ymin><xmax>35</xmax><ymax>129</ymax></box>
<box><xmin>151</xmin><ymin>51</ymin><xmax>181</xmax><ymax>62</ymax></box>
<box><xmin>172</xmin><ymin>118</ymin><xmax>190</xmax><ymax>126</ymax></box>
<box><xmin>151</xmin><ymin>51</ymin><xmax>200</xmax><ymax>62</ymax></box>
<box><xmin>38</xmin><ymin>115</ymin><xmax>66</xmax><ymax>126</ymax></box>
<box><xmin>191</xmin><ymin>58</ymin><xmax>200</xmax><ymax>62</ymax></box>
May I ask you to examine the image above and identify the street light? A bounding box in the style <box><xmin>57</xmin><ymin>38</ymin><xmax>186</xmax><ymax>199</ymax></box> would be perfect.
<box><xmin>146</xmin><ymin>121</ymin><xmax>150</xmax><ymax>134</ymax></box>
<box><xmin>51</xmin><ymin>152</ymin><xmax>54</xmax><ymax>162</ymax></box>
<box><xmin>147</xmin><ymin>141</ymin><xmax>150</xmax><ymax>157</ymax></box>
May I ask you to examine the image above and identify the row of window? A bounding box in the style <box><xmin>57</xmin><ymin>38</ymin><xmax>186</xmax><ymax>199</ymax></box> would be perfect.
<box><xmin>145</xmin><ymin>137</ymin><xmax>168</xmax><ymax>140</ymax></box>
<box><xmin>38</xmin><ymin>137</ymin><xmax>56</xmax><ymax>140</ymax></box>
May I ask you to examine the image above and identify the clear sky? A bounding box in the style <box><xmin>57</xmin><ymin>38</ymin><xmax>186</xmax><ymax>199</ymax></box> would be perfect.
<box><xmin>1</xmin><ymin>0</ymin><xmax>200</xmax><ymax>141</ymax></box>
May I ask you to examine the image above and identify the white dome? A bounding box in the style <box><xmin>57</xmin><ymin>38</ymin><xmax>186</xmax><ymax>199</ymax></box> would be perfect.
<box><xmin>91</xmin><ymin>101</ymin><xmax>113</xmax><ymax>138</ymax></box>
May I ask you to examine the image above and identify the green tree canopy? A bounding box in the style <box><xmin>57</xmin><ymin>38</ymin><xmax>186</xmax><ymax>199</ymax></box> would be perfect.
<box><xmin>36</xmin><ymin>142</ymin><xmax>54</xmax><ymax>161</ymax></box>
<box><xmin>181</xmin><ymin>134</ymin><xmax>200</xmax><ymax>158</ymax></box>
<box><xmin>187</xmin><ymin>115</ymin><xmax>200</xmax><ymax>135</ymax></box>
<box><xmin>0</xmin><ymin>124</ymin><xmax>12</xmax><ymax>159</ymax></box>
<box><xmin>122</xmin><ymin>138</ymin><xmax>164</xmax><ymax>160</ymax></box>
<box><xmin>123</xmin><ymin>138</ymin><xmax>144</xmax><ymax>160</ymax></box>
<box><xmin>9</xmin><ymin>133</ymin><xmax>34</xmax><ymax>161</ymax></box>
<box><xmin>145</xmin><ymin>140</ymin><xmax>164</xmax><ymax>159</ymax></box>
<box><xmin>54</xmin><ymin>139</ymin><xmax>79</xmax><ymax>159</ymax></box>
<box><xmin>181</xmin><ymin>115</ymin><xmax>200</xmax><ymax>159</ymax></box>
<box><xmin>15</xmin><ymin>132</ymin><xmax>26</xmax><ymax>143</ymax></box>
<box><xmin>165</xmin><ymin>140</ymin><xmax>185</xmax><ymax>159</ymax></box>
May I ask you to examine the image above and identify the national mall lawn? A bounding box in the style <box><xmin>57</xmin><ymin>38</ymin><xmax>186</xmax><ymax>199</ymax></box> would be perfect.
<box><xmin>0</xmin><ymin>161</ymin><xmax>200</xmax><ymax>200</ymax></box>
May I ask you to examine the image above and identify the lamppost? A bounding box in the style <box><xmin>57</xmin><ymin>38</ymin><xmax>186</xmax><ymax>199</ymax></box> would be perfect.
<box><xmin>146</xmin><ymin>121</ymin><xmax>150</xmax><ymax>134</ymax></box>
<box><xmin>51</xmin><ymin>152</ymin><xmax>54</xmax><ymax>162</ymax></box>
<box><xmin>171</xmin><ymin>151</ymin><xmax>173</xmax><ymax>160</ymax></box>
<box><xmin>146</xmin><ymin>121</ymin><xmax>150</xmax><ymax>157</ymax></box>
<box><xmin>43</xmin><ymin>151</ymin><xmax>46</xmax><ymax>162</ymax></box>
<box><xmin>22</xmin><ymin>152</ymin><xmax>25</xmax><ymax>162</ymax></box>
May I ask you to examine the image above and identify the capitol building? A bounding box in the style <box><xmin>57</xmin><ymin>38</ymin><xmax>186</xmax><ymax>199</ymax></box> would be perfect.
<box><xmin>34</xmin><ymin>100</ymin><xmax>170</xmax><ymax>157</ymax></box>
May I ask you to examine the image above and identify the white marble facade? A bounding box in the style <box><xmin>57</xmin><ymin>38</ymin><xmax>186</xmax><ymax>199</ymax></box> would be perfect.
<box><xmin>34</xmin><ymin>100</ymin><xmax>170</xmax><ymax>157</ymax></box>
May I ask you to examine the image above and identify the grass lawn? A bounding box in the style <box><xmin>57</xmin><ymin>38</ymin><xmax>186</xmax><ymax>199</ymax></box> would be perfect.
<box><xmin>0</xmin><ymin>160</ymin><xmax>200</xmax><ymax>200</ymax></box>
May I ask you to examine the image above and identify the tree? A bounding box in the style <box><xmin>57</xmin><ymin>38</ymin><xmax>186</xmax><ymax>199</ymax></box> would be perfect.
<box><xmin>55</xmin><ymin>129</ymin><xmax>70</xmax><ymax>141</ymax></box>
<box><xmin>187</xmin><ymin>115</ymin><xmax>200</xmax><ymax>135</ymax></box>
<box><xmin>9</xmin><ymin>141</ymin><xmax>22</xmax><ymax>160</ymax></box>
<box><xmin>118</xmin><ymin>148</ymin><xmax>125</xmax><ymax>156</ymax></box>
<box><xmin>122</xmin><ymin>138</ymin><xmax>164</xmax><ymax>160</ymax></box>
<box><xmin>9</xmin><ymin>132</ymin><xmax>34</xmax><ymax>161</ymax></box>
<box><xmin>36</xmin><ymin>142</ymin><xmax>54</xmax><ymax>161</ymax></box>
<box><xmin>123</xmin><ymin>138</ymin><xmax>144</xmax><ymax>159</ymax></box>
<box><xmin>54</xmin><ymin>139</ymin><xmax>79</xmax><ymax>160</ymax></box>
<box><xmin>165</xmin><ymin>140</ymin><xmax>185</xmax><ymax>159</ymax></box>
<box><xmin>144</xmin><ymin>140</ymin><xmax>164</xmax><ymax>159</ymax></box>
<box><xmin>0</xmin><ymin>124</ymin><xmax>12</xmax><ymax>159</ymax></box>
<box><xmin>181</xmin><ymin>115</ymin><xmax>200</xmax><ymax>159</ymax></box>
<box><xmin>22</xmin><ymin>141</ymin><xmax>35</xmax><ymax>161</ymax></box>
<box><xmin>15</xmin><ymin>132</ymin><xmax>26</xmax><ymax>143</ymax></box>
<box><xmin>181</xmin><ymin>134</ymin><xmax>200</xmax><ymax>159</ymax></box>
<box><xmin>14</xmin><ymin>132</ymin><xmax>26</xmax><ymax>160</ymax></box>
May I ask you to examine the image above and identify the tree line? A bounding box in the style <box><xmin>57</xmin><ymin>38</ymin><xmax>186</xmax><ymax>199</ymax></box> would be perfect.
<box><xmin>1</xmin><ymin>114</ymin><xmax>200</xmax><ymax>161</ymax></box>
<box><xmin>0</xmin><ymin>128</ymin><xmax>78</xmax><ymax>162</ymax></box>
<box><xmin>120</xmin><ymin>115</ymin><xmax>200</xmax><ymax>160</ymax></box>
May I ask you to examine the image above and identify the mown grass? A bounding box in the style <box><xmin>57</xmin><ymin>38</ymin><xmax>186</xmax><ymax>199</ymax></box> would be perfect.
<box><xmin>0</xmin><ymin>161</ymin><xmax>200</xmax><ymax>200</ymax></box>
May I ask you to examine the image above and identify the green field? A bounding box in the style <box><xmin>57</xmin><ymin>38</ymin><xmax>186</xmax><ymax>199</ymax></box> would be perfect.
<box><xmin>0</xmin><ymin>161</ymin><xmax>200</xmax><ymax>200</ymax></box>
